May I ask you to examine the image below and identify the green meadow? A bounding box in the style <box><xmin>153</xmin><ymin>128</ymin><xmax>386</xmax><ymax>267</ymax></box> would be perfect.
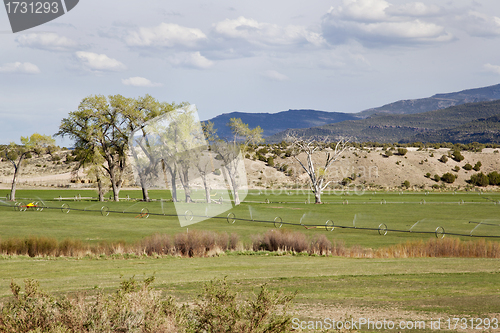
<box><xmin>0</xmin><ymin>188</ymin><xmax>499</xmax><ymax>329</ymax></box>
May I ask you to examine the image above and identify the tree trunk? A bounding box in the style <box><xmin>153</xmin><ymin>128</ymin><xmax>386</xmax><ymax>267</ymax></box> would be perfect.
<box><xmin>313</xmin><ymin>183</ymin><xmax>322</xmax><ymax>204</ymax></box>
<box><xmin>9</xmin><ymin>155</ymin><xmax>24</xmax><ymax>202</ymax></box>
<box><xmin>178</xmin><ymin>166</ymin><xmax>192</xmax><ymax>203</ymax></box>
<box><xmin>314</xmin><ymin>191</ymin><xmax>321</xmax><ymax>204</ymax></box>
<box><xmin>139</xmin><ymin>174</ymin><xmax>150</xmax><ymax>202</ymax></box>
<box><xmin>141</xmin><ymin>186</ymin><xmax>150</xmax><ymax>202</ymax></box>
<box><xmin>201</xmin><ymin>174</ymin><xmax>211</xmax><ymax>203</ymax></box>
<box><xmin>162</xmin><ymin>159</ymin><xmax>177</xmax><ymax>202</ymax></box>
<box><xmin>109</xmin><ymin>170</ymin><xmax>120</xmax><ymax>201</ymax></box>
<box><xmin>97</xmin><ymin>176</ymin><xmax>104</xmax><ymax>202</ymax></box>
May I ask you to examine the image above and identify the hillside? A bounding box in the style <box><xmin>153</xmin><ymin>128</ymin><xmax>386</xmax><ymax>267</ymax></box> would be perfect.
<box><xmin>205</xmin><ymin>109</ymin><xmax>358</xmax><ymax>139</ymax></box>
<box><xmin>357</xmin><ymin>83</ymin><xmax>500</xmax><ymax>117</ymax></box>
<box><xmin>404</xmin><ymin>114</ymin><xmax>500</xmax><ymax>143</ymax></box>
<box><xmin>267</xmin><ymin>100</ymin><xmax>500</xmax><ymax>143</ymax></box>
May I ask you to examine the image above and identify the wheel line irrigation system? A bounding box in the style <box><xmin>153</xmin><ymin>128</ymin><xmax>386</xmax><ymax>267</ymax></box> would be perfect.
<box><xmin>2</xmin><ymin>195</ymin><xmax>500</xmax><ymax>240</ymax></box>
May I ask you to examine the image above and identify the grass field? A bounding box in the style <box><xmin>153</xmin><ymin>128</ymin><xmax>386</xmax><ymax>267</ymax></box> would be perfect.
<box><xmin>0</xmin><ymin>189</ymin><xmax>499</xmax><ymax>331</ymax></box>
<box><xmin>1</xmin><ymin>189</ymin><xmax>500</xmax><ymax>247</ymax></box>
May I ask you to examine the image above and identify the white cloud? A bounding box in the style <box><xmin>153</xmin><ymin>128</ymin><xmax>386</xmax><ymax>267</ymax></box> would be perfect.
<box><xmin>457</xmin><ymin>11</ymin><xmax>500</xmax><ymax>37</ymax></box>
<box><xmin>484</xmin><ymin>63</ymin><xmax>500</xmax><ymax>75</ymax></box>
<box><xmin>168</xmin><ymin>52</ymin><xmax>214</xmax><ymax>69</ymax></box>
<box><xmin>386</xmin><ymin>2</ymin><xmax>442</xmax><ymax>17</ymax></box>
<box><xmin>122</xmin><ymin>77</ymin><xmax>163</xmax><ymax>87</ymax></box>
<box><xmin>126</xmin><ymin>23</ymin><xmax>207</xmax><ymax>48</ymax></box>
<box><xmin>261</xmin><ymin>70</ymin><xmax>289</xmax><ymax>81</ymax></box>
<box><xmin>213</xmin><ymin>16</ymin><xmax>325</xmax><ymax>47</ymax></box>
<box><xmin>328</xmin><ymin>0</ymin><xmax>390</xmax><ymax>22</ymax></box>
<box><xmin>75</xmin><ymin>51</ymin><xmax>126</xmax><ymax>72</ymax></box>
<box><xmin>16</xmin><ymin>33</ymin><xmax>78</xmax><ymax>52</ymax></box>
<box><xmin>322</xmin><ymin>0</ymin><xmax>453</xmax><ymax>47</ymax></box>
<box><xmin>0</xmin><ymin>62</ymin><xmax>40</xmax><ymax>74</ymax></box>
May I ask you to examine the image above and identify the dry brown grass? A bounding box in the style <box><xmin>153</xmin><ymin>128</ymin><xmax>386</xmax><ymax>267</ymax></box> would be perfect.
<box><xmin>376</xmin><ymin>238</ymin><xmax>500</xmax><ymax>258</ymax></box>
<box><xmin>1</xmin><ymin>232</ymin><xmax>498</xmax><ymax>259</ymax></box>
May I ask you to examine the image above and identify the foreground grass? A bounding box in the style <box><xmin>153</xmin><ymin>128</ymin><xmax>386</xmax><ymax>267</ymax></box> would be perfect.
<box><xmin>0</xmin><ymin>255</ymin><xmax>499</xmax><ymax>318</ymax></box>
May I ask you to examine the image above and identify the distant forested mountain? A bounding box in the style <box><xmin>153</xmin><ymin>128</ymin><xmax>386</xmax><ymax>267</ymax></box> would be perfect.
<box><xmin>267</xmin><ymin>100</ymin><xmax>500</xmax><ymax>143</ymax></box>
<box><xmin>205</xmin><ymin>109</ymin><xmax>358</xmax><ymax>139</ymax></box>
<box><xmin>357</xmin><ymin>83</ymin><xmax>500</xmax><ymax>117</ymax></box>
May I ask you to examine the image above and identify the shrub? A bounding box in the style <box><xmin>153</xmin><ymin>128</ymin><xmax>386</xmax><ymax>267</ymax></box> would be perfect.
<box><xmin>267</xmin><ymin>156</ymin><xmax>274</xmax><ymax>167</ymax></box>
<box><xmin>469</xmin><ymin>172</ymin><xmax>489</xmax><ymax>187</ymax></box>
<box><xmin>441</xmin><ymin>172</ymin><xmax>456</xmax><ymax>184</ymax></box>
<box><xmin>452</xmin><ymin>150</ymin><xmax>464</xmax><ymax>162</ymax></box>
<box><xmin>213</xmin><ymin>169</ymin><xmax>221</xmax><ymax>176</ymax></box>
<box><xmin>403</xmin><ymin>180</ymin><xmax>410</xmax><ymax>188</ymax></box>
<box><xmin>397</xmin><ymin>148</ymin><xmax>407</xmax><ymax>156</ymax></box>
<box><xmin>463</xmin><ymin>163</ymin><xmax>473</xmax><ymax>171</ymax></box>
<box><xmin>438</xmin><ymin>155</ymin><xmax>448</xmax><ymax>163</ymax></box>
<box><xmin>452</xmin><ymin>166</ymin><xmax>460</xmax><ymax>172</ymax></box>
<box><xmin>487</xmin><ymin>171</ymin><xmax>500</xmax><ymax>186</ymax></box>
<box><xmin>433</xmin><ymin>174</ymin><xmax>441</xmax><ymax>182</ymax></box>
<box><xmin>0</xmin><ymin>277</ymin><xmax>296</xmax><ymax>333</ymax></box>
<box><xmin>384</xmin><ymin>150</ymin><xmax>393</xmax><ymax>157</ymax></box>
<box><xmin>473</xmin><ymin>161</ymin><xmax>482</xmax><ymax>171</ymax></box>
<box><xmin>425</xmin><ymin>172</ymin><xmax>431</xmax><ymax>178</ymax></box>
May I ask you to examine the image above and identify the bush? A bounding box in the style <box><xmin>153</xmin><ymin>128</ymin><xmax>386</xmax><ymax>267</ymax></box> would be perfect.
<box><xmin>452</xmin><ymin>166</ymin><xmax>460</xmax><ymax>172</ymax></box>
<box><xmin>0</xmin><ymin>277</ymin><xmax>296</xmax><ymax>333</ymax></box>
<box><xmin>441</xmin><ymin>172</ymin><xmax>456</xmax><ymax>184</ymax></box>
<box><xmin>438</xmin><ymin>155</ymin><xmax>448</xmax><ymax>163</ymax></box>
<box><xmin>403</xmin><ymin>180</ymin><xmax>410</xmax><ymax>188</ymax></box>
<box><xmin>463</xmin><ymin>163</ymin><xmax>473</xmax><ymax>171</ymax></box>
<box><xmin>213</xmin><ymin>169</ymin><xmax>221</xmax><ymax>176</ymax></box>
<box><xmin>267</xmin><ymin>156</ymin><xmax>274</xmax><ymax>167</ymax></box>
<box><xmin>425</xmin><ymin>172</ymin><xmax>431</xmax><ymax>178</ymax></box>
<box><xmin>451</xmin><ymin>150</ymin><xmax>464</xmax><ymax>162</ymax></box>
<box><xmin>469</xmin><ymin>172</ymin><xmax>489</xmax><ymax>187</ymax></box>
<box><xmin>473</xmin><ymin>161</ymin><xmax>482</xmax><ymax>171</ymax></box>
<box><xmin>433</xmin><ymin>174</ymin><xmax>441</xmax><ymax>182</ymax></box>
<box><xmin>397</xmin><ymin>148</ymin><xmax>407</xmax><ymax>156</ymax></box>
<box><xmin>488</xmin><ymin>171</ymin><xmax>500</xmax><ymax>186</ymax></box>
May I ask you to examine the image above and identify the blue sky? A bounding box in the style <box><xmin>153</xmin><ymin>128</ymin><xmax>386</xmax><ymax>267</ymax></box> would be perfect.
<box><xmin>1</xmin><ymin>0</ymin><xmax>500</xmax><ymax>145</ymax></box>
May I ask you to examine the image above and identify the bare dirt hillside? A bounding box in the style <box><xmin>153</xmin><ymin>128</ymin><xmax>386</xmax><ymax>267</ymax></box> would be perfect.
<box><xmin>1</xmin><ymin>147</ymin><xmax>499</xmax><ymax>191</ymax></box>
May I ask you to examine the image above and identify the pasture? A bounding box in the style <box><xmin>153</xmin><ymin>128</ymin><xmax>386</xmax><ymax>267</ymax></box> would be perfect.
<box><xmin>0</xmin><ymin>188</ymin><xmax>499</xmax><ymax>330</ymax></box>
<box><xmin>1</xmin><ymin>189</ymin><xmax>500</xmax><ymax>247</ymax></box>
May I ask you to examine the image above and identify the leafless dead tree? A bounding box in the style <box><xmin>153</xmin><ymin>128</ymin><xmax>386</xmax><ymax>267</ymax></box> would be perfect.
<box><xmin>286</xmin><ymin>134</ymin><xmax>349</xmax><ymax>204</ymax></box>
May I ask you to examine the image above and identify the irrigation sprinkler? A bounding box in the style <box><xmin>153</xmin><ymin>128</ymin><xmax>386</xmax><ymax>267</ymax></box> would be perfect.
<box><xmin>299</xmin><ymin>213</ymin><xmax>307</xmax><ymax>226</ymax></box>
<box><xmin>409</xmin><ymin>219</ymin><xmax>426</xmax><ymax>232</ymax></box>
<box><xmin>184</xmin><ymin>210</ymin><xmax>193</xmax><ymax>221</ymax></box>
<box><xmin>101</xmin><ymin>206</ymin><xmax>110</xmax><ymax>217</ymax></box>
<box><xmin>273</xmin><ymin>216</ymin><xmax>283</xmax><ymax>228</ymax></box>
<box><xmin>469</xmin><ymin>221</ymin><xmax>482</xmax><ymax>236</ymax></box>
<box><xmin>435</xmin><ymin>226</ymin><xmax>445</xmax><ymax>239</ymax></box>
<box><xmin>378</xmin><ymin>223</ymin><xmax>388</xmax><ymax>236</ymax></box>
<box><xmin>352</xmin><ymin>214</ymin><xmax>357</xmax><ymax>228</ymax></box>
<box><xmin>325</xmin><ymin>220</ymin><xmax>334</xmax><ymax>231</ymax></box>
<box><xmin>61</xmin><ymin>204</ymin><xmax>70</xmax><ymax>214</ymax></box>
<box><xmin>227</xmin><ymin>212</ymin><xmax>236</xmax><ymax>224</ymax></box>
<box><xmin>136</xmin><ymin>208</ymin><xmax>149</xmax><ymax>218</ymax></box>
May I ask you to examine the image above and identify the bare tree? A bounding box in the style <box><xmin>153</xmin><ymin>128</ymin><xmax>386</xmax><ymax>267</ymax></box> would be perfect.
<box><xmin>286</xmin><ymin>134</ymin><xmax>349</xmax><ymax>204</ymax></box>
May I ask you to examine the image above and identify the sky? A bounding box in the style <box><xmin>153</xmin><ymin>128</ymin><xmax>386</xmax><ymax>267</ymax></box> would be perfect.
<box><xmin>1</xmin><ymin>0</ymin><xmax>500</xmax><ymax>146</ymax></box>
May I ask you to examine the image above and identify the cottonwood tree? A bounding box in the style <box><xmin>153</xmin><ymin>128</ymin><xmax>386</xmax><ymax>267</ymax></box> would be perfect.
<box><xmin>125</xmin><ymin>96</ymin><xmax>187</xmax><ymax>201</ymax></box>
<box><xmin>286</xmin><ymin>134</ymin><xmax>349</xmax><ymax>204</ymax></box>
<box><xmin>4</xmin><ymin>133</ymin><xmax>55</xmax><ymax>201</ymax></box>
<box><xmin>211</xmin><ymin>118</ymin><xmax>263</xmax><ymax>205</ymax></box>
<box><xmin>57</xmin><ymin>95</ymin><xmax>132</xmax><ymax>201</ymax></box>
